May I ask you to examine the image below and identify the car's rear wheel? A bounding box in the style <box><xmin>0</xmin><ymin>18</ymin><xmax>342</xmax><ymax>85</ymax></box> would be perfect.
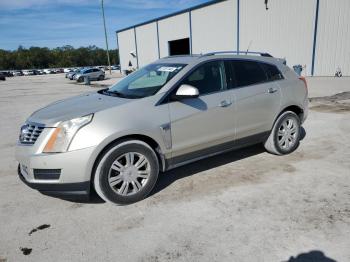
<box><xmin>93</xmin><ymin>140</ymin><xmax>159</xmax><ymax>204</ymax></box>
<box><xmin>264</xmin><ymin>111</ymin><xmax>301</xmax><ymax>155</ymax></box>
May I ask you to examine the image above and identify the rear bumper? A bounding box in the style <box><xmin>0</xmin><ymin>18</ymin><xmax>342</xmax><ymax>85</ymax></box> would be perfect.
<box><xmin>302</xmin><ymin>96</ymin><xmax>309</xmax><ymax>124</ymax></box>
<box><xmin>18</xmin><ymin>164</ymin><xmax>90</xmax><ymax>197</ymax></box>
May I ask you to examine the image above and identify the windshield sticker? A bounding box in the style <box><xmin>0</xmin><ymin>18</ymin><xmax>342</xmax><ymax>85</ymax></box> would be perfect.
<box><xmin>157</xmin><ymin>66</ymin><xmax>178</xmax><ymax>72</ymax></box>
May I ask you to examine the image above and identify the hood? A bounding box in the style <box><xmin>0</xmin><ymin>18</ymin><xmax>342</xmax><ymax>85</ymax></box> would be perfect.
<box><xmin>28</xmin><ymin>91</ymin><xmax>130</xmax><ymax>126</ymax></box>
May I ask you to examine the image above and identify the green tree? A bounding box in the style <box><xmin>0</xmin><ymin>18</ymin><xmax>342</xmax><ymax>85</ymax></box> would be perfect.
<box><xmin>0</xmin><ymin>45</ymin><xmax>119</xmax><ymax>70</ymax></box>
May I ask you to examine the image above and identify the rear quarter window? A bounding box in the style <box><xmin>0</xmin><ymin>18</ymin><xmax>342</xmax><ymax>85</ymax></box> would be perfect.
<box><xmin>260</xmin><ymin>63</ymin><xmax>284</xmax><ymax>81</ymax></box>
<box><xmin>231</xmin><ymin>60</ymin><xmax>267</xmax><ymax>87</ymax></box>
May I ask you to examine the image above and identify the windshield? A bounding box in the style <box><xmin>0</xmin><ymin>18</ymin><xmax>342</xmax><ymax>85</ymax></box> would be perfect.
<box><xmin>104</xmin><ymin>63</ymin><xmax>186</xmax><ymax>98</ymax></box>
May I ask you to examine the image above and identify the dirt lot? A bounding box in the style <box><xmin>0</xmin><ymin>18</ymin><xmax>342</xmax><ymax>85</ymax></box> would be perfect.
<box><xmin>0</xmin><ymin>74</ymin><xmax>349</xmax><ymax>262</ymax></box>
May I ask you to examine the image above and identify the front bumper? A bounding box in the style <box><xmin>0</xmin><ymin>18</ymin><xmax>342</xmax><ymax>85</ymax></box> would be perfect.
<box><xmin>16</xmin><ymin>143</ymin><xmax>97</xmax><ymax>197</ymax></box>
<box><xmin>18</xmin><ymin>165</ymin><xmax>90</xmax><ymax>197</ymax></box>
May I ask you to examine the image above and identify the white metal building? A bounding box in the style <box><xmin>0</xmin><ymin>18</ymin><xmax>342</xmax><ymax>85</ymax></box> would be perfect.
<box><xmin>116</xmin><ymin>0</ymin><xmax>350</xmax><ymax>76</ymax></box>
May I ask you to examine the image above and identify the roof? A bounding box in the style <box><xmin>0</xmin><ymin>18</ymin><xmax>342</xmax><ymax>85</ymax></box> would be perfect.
<box><xmin>116</xmin><ymin>0</ymin><xmax>227</xmax><ymax>33</ymax></box>
<box><xmin>153</xmin><ymin>53</ymin><xmax>283</xmax><ymax>66</ymax></box>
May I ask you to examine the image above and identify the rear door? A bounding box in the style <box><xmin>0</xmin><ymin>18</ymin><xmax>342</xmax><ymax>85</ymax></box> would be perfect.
<box><xmin>228</xmin><ymin>60</ymin><xmax>282</xmax><ymax>139</ymax></box>
<box><xmin>91</xmin><ymin>69</ymin><xmax>99</xmax><ymax>79</ymax></box>
<box><xmin>168</xmin><ymin>60</ymin><xmax>235</xmax><ymax>162</ymax></box>
<box><xmin>84</xmin><ymin>69</ymin><xmax>92</xmax><ymax>78</ymax></box>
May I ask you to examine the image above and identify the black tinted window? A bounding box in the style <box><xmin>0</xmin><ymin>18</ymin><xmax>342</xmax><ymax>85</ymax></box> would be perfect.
<box><xmin>260</xmin><ymin>63</ymin><xmax>283</xmax><ymax>81</ymax></box>
<box><xmin>182</xmin><ymin>61</ymin><xmax>226</xmax><ymax>95</ymax></box>
<box><xmin>231</xmin><ymin>60</ymin><xmax>267</xmax><ymax>87</ymax></box>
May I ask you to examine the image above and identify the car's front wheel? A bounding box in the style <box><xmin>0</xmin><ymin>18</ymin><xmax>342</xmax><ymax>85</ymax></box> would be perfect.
<box><xmin>264</xmin><ymin>111</ymin><xmax>301</xmax><ymax>155</ymax></box>
<box><xmin>93</xmin><ymin>140</ymin><xmax>159</xmax><ymax>204</ymax></box>
<box><xmin>98</xmin><ymin>75</ymin><xmax>105</xmax><ymax>81</ymax></box>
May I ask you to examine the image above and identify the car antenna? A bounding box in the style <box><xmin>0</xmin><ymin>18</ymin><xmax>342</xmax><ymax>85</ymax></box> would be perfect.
<box><xmin>265</xmin><ymin>0</ymin><xmax>269</xmax><ymax>10</ymax></box>
<box><xmin>246</xmin><ymin>40</ymin><xmax>253</xmax><ymax>54</ymax></box>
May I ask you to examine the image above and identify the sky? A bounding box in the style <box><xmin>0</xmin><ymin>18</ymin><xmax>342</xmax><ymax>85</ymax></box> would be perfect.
<box><xmin>0</xmin><ymin>0</ymin><xmax>210</xmax><ymax>51</ymax></box>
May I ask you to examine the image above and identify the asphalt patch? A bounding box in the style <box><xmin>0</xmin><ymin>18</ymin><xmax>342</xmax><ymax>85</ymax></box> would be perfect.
<box><xmin>309</xmin><ymin>91</ymin><xmax>350</xmax><ymax>103</ymax></box>
<box><xmin>20</xmin><ymin>247</ymin><xmax>32</xmax><ymax>255</ymax></box>
<box><xmin>28</xmin><ymin>224</ymin><xmax>50</xmax><ymax>235</ymax></box>
<box><xmin>309</xmin><ymin>91</ymin><xmax>350</xmax><ymax>113</ymax></box>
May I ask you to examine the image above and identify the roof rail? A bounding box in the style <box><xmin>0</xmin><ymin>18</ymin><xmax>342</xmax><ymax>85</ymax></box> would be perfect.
<box><xmin>162</xmin><ymin>54</ymin><xmax>200</xmax><ymax>59</ymax></box>
<box><xmin>201</xmin><ymin>51</ymin><xmax>273</xmax><ymax>57</ymax></box>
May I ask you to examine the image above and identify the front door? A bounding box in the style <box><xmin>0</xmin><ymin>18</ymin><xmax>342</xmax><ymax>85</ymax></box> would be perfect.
<box><xmin>168</xmin><ymin>61</ymin><xmax>235</xmax><ymax>163</ymax></box>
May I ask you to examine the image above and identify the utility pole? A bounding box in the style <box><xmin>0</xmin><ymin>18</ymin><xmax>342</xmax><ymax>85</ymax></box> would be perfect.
<box><xmin>101</xmin><ymin>0</ymin><xmax>111</xmax><ymax>75</ymax></box>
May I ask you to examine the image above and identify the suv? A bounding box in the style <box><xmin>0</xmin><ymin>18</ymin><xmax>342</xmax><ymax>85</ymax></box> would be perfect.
<box><xmin>15</xmin><ymin>52</ymin><xmax>308</xmax><ymax>204</ymax></box>
<box><xmin>74</xmin><ymin>68</ymin><xmax>105</xmax><ymax>82</ymax></box>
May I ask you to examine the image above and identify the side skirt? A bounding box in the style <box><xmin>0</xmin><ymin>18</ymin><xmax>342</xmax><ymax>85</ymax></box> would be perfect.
<box><xmin>165</xmin><ymin>131</ymin><xmax>270</xmax><ymax>171</ymax></box>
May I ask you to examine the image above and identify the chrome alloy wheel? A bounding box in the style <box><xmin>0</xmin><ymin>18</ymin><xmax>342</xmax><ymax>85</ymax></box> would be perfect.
<box><xmin>108</xmin><ymin>152</ymin><xmax>150</xmax><ymax>196</ymax></box>
<box><xmin>277</xmin><ymin>117</ymin><xmax>299</xmax><ymax>150</ymax></box>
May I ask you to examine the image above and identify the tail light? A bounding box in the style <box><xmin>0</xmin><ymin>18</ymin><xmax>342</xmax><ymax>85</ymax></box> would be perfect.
<box><xmin>299</xmin><ymin>76</ymin><xmax>308</xmax><ymax>90</ymax></box>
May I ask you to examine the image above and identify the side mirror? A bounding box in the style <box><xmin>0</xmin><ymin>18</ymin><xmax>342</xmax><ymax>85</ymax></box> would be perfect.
<box><xmin>173</xmin><ymin>84</ymin><xmax>199</xmax><ymax>100</ymax></box>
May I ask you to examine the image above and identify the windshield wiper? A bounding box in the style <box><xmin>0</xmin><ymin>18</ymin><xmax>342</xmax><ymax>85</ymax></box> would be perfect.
<box><xmin>107</xmin><ymin>90</ymin><xmax>125</xmax><ymax>97</ymax></box>
<box><xmin>100</xmin><ymin>89</ymin><xmax>126</xmax><ymax>98</ymax></box>
<box><xmin>99</xmin><ymin>88</ymin><xmax>145</xmax><ymax>99</ymax></box>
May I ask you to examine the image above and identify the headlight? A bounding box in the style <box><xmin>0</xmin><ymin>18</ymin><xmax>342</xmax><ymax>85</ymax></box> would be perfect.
<box><xmin>43</xmin><ymin>114</ymin><xmax>93</xmax><ymax>153</ymax></box>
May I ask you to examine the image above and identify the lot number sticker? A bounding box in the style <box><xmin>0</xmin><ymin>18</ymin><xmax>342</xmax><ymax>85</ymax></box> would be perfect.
<box><xmin>157</xmin><ymin>67</ymin><xmax>178</xmax><ymax>72</ymax></box>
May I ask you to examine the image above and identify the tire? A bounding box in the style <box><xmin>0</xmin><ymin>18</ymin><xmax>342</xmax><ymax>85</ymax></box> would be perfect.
<box><xmin>264</xmin><ymin>111</ymin><xmax>301</xmax><ymax>155</ymax></box>
<box><xmin>77</xmin><ymin>77</ymin><xmax>83</xmax><ymax>83</ymax></box>
<box><xmin>98</xmin><ymin>75</ymin><xmax>105</xmax><ymax>81</ymax></box>
<box><xmin>94</xmin><ymin>140</ymin><xmax>159</xmax><ymax>205</ymax></box>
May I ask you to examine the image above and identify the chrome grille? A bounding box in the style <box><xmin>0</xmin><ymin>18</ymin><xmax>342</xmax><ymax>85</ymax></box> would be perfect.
<box><xmin>19</xmin><ymin>123</ymin><xmax>45</xmax><ymax>144</ymax></box>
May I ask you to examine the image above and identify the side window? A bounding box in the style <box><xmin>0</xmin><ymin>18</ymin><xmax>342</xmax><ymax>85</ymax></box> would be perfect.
<box><xmin>231</xmin><ymin>60</ymin><xmax>267</xmax><ymax>87</ymax></box>
<box><xmin>260</xmin><ymin>63</ymin><xmax>284</xmax><ymax>81</ymax></box>
<box><xmin>182</xmin><ymin>61</ymin><xmax>226</xmax><ymax>95</ymax></box>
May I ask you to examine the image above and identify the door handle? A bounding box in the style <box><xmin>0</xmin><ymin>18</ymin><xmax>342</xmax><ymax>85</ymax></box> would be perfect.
<box><xmin>219</xmin><ymin>100</ymin><xmax>232</xmax><ymax>107</ymax></box>
<box><xmin>267</xmin><ymin>87</ymin><xmax>278</xmax><ymax>94</ymax></box>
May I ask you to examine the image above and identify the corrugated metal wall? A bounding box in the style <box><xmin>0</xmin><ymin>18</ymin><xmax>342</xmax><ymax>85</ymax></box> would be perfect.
<box><xmin>117</xmin><ymin>0</ymin><xmax>350</xmax><ymax>76</ymax></box>
<box><xmin>118</xmin><ymin>29</ymin><xmax>137</xmax><ymax>70</ymax></box>
<box><xmin>315</xmin><ymin>0</ymin><xmax>350</xmax><ymax>76</ymax></box>
<box><xmin>135</xmin><ymin>22</ymin><xmax>159</xmax><ymax>66</ymax></box>
<box><xmin>191</xmin><ymin>0</ymin><xmax>236</xmax><ymax>54</ymax></box>
<box><xmin>158</xmin><ymin>13</ymin><xmax>190</xmax><ymax>57</ymax></box>
<box><xmin>240</xmin><ymin>0</ymin><xmax>316</xmax><ymax>76</ymax></box>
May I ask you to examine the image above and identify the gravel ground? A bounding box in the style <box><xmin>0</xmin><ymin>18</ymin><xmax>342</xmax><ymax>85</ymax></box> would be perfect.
<box><xmin>0</xmin><ymin>74</ymin><xmax>349</xmax><ymax>262</ymax></box>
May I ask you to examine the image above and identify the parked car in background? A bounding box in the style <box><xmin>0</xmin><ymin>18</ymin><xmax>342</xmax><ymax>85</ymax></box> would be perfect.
<box><xmin>65</xmin><ymin>69</ymin><xmax>73</xmax><ymax>78</ymax></box>
<box><xmin>32</xmin><ymin>70</ymin><xmax>42</xmax><ymax>75</ymax></box>
<box><xmin>111</xmin><ymin>65</ymin><xmax>120</xmax><ymax>70</ymax></box>
<box><xmin>63</xmin><ymin>68</ymin><xmax>72</xmax><ymax>73</ymax></box>
<box><xmin>66</xmin><ymin>69</ymin><xmax>81</xmax><ymax>80</ymax></box>
<box><xmin>0</xmin><ymin>72</ymin><xmax>6</xmax><ymax>81</ymax></box>
<box><xmin>13</xmin><ymin>70</ymin><xmax>24</xmax><ymax>76</ymax></box>
<box><xmin>23</xmin><ymin>70</ymin><xmax>35</xmax><ymax>76</ymax></box>
<box><xmin>74</xmin><ymin>68</ymin><xmax>105</xmax><ymax>82</ymax></box>
<box><xmin>96</xmin><ymin>66</ymin><xmax>105</xmax><ymax>71</ymax></box>
<box><xmin>43</xmin><ymin>69</ymin><xmax>55</xmax><ymax>74</ymax></box>
<box><xmin>1</xmin><ymin>71</ymin><xmax>13</xmax><ymax>77</ymax></box>
<box><xmin>15</xmin><ymin>52</ymin><xmax>308</xmax><ymax>204</ymax></box>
